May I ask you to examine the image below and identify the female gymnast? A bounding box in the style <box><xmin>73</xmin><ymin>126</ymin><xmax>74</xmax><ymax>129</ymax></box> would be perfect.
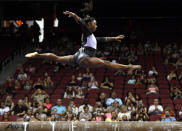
<box><xmin>25</xmin><ymin>11</ymin><xmax>141</xmax><ymax>71</ymax></box>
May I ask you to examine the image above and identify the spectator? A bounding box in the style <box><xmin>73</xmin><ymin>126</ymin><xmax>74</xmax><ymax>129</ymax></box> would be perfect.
<box><xmin>96</xmin><ymin>92</ymin><xmax>107</xmax><ymax>108</ymax></box>
<box><xmin>5</xmin><ymin>96</ymin><xmax>14</xmax><ymax>111</ymax></box>
<box><xmin>146</xmin><ymin>84</ymin><xmax>159</xmax><ymax>95</ymax></box>
<box><xmin>44</xmin><ymin>76</ymin><xmax>54</xmax><ymax>89</ymax></box>
<box><xmin>127</xmin><ymin>75</ymin><xmax>136</xmax><ymax>85</ymax></box>
<box><xmin>175</xmin><ymin>58</ymin><xmax>182</xmax><ymax>69</ymax></box>
<box><xmin>125</xmin><ymin>91</ymin><xmax>136</xmax><ymax>104</ymax></box>
<box><xmin>167</xmin><ymin>70</ymin><xmax>177</xmax><ymax>81</ymax></box>
<box><xmin>135</xmin><ymin>104</ymin><xmax>149</xmax><ymax>121</ymax></box>
<box><xmin>31</xmin><ymin>89</ymin><xmax>49</xmax><ymax>104</ymax></box>
<box><xmin>44</xmin><ymin>98</ymin><xmax>52</xmax><ymax>110</ymax></box>
<box><xmin>125</xmin><ymin>99</ymin><xmax>135</xmax><ymax>113</ymax></box>
<box><xmin>170</xmin><ymin>84</ymin><xmax>182</xmax><ymax>100</ymax></box>
<box><xmin>63</xmin><ymin>86</ymin><xmax>76</xmax><ymax>99</ymax></box>
<box><xmin>66</xmin><ymin>111</ymin><xmax>74</xmax><ymax>121</ymax></box>
<box><xmin>88</xmin><ymin>76</ymin><xmax>99</xmax><ymax>90</ymax></box>
<box><xmin>93</xmin><ymin>102</ymin><xmax>104</xmax><ymax>114</ymax></box>
<box><xmin>161</xmin><ymin>106</ymin><xmax>175</xmax><ymax>119</ymax></box>
<box><xmin>14</xmin><ymin>80</ymin><xmax>22</xmax><ymax>90</ymax></box>
<box><xmin>37</xmin><ymin>106</ymin><xmax>47</xmax><ymax>121</ymax></box>
<box><xmin>24</xmin><ymin>109</ymin><xmax>32</xmax><ymax>122</ymax></box>
<box><xmin>24</xmin><ymin>76</ymin><xmax>33</xmax><ymax>90</ymax></box>
<box><xmin>178</xmin><ymin>106</ymin><xmax>182</xmax><ymax>121</ymax></box>
<box><xmin>1</xmin><ymin>112</ymin><xmax>10</xmax><ymax>122</ymax></box>
<box><xmin>75</xmin><ymin>86</ymin><xmax>85</xmax><ymax>98</ymax></box>
<box><xmin>117</xmin><ymin>105</ymin><xmax>131</xmax><ymax>121</ymax></box>
<box><xmin>23</xmin><ymin>96</ymin><xmax>31</xmax><ymax>109</ymax></box>
<box><xmin>105</xmin><ymin>111</ymin><xmax>118</xmax><ymax>122</ymax></box>
<box><xmin>95</xmin><ymin>110</ymin><xmax>104</xmax><ymax>121</ymax></box>
<box><xmin>76</xmin><ymin>73</ymin><xmax>83</xmax><ymax>84</ymax></box>
<box><xmin>51</xmin><ymin>99</ymin><xmax>67</xmax><ymax>119</ymax></box>
<box><xmin>17</xmin><ymin>69</ymin><xmax>27</xmax><ymax>81</ymax></box>
<box><xmin>67</xmin><ymin>100</ymin><xmax>79</xmax><ymax>116</ymax></box>
<box><xmin>0</xmin><ymin>102</ymin><xmax>10</xmax><ymax>115</ymax></box>
<box><xmin>12</xmin><ymin>99</ymin><xmax>28</xmax><ymax>117</ymax></box>
<box><xmin>78</xmin><ymin>100</ymin><xmax>93</xmax><ymax>113</ymax></box>
<box><xmin>79</xmin><ymin>106</ymin><xmax>92</xmax><ymax>121</ymax></box>
<box><xmin>148</xmin><ymin>66</ymin><xmax>158</xmax><ymax>77</ymax></box>
<box><xmin>100</xmin><ymin>77</ymin><xmax>113</xmax><ymax>89</ymax></box>
<box><xmin>161</xmin><ymin>110</ymin><xmax>176</xmax><ymax>122</ymax></box>
<box><xmin>106</xmin><ymin>91</ymin><xmax>122</xmax><ymax>107</ymax></box>
<box><xmin>135</xmin><ymin>94</ymin><xmax>142</xmax><ymax>105</ymax></box>
<box><xmin>30</xmin><ymin>102</ymin><xmax>39</xmax><ymax>114</ymax></box>
<box><xmin>68</xmin><ymin>75</ymin><xmax>78</xmax><ymax>87</ymax></box>
<box><xmin>148</xmin><ymin>99</ymin><xmax>163</xmax><ymax>115</ymax></box>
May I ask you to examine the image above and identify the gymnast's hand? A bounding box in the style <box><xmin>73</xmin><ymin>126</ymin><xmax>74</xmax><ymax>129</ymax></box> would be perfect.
<box><xmin>25</xmin><ymin>52</ymin><xmax>38</xmax><ymax>58</ymax></box>
<box><xmin>114</xmin><ymin>35</ymin><xmax>125</xmax><ymax>42</ymax></box>
<box><xmin>63</xmin><ymin>11</ymin><xmax>76</xmax><ymax>17</ymax></box>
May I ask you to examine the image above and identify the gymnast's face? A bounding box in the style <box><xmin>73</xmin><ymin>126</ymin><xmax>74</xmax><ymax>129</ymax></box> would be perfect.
<box><xmin>87</xmin><ymin>20</ymin><xmax>97</xmax><ymax>32</ymax></box>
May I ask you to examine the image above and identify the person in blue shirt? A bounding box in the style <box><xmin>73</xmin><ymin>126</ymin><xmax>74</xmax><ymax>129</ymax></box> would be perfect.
<box><xmin>106</xmin><ymin>91</ymin><xmax>122</xmax><ymax>107</ymax></box>
<box><xmin>51</xmin><ymin>99</ymin><xmax>66</xmax><ymax>117</ymax></box>
<box><xmin>161</xmin><ymin>110</ymin><xmax>176</xmax><ymax>122</ymax></box>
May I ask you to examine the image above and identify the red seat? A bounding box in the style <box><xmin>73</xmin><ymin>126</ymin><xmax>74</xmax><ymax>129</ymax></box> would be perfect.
<box><xmin>87</xmin><ymin>93</ymin><xmax>99</xmax><ymax>99</ymax></box>
<box><xmin>161</xmin><ymin>99</ymin><xmax>172</xmax><ymax>104</ymax></box>
<box><xmin>88</xmin><ymin>98</ymin><xmax>96</xmax><ymax>106</ymax></box>
<box><xmin>50</xmin><ymin>94</ymin><xmax>61</xmax><ymax>99</ymax></box>
<box><xmin>147</xmin><ymin>93</ymin><xmax>159</xmax><ymax>99</ymax></box>
<box><xmin>175</xmin><ymin>104</ymin><xmax>182</xmax><ymax>110</ymax></box>
<box><xmin>9</xmin><ymin>115</ymin><xmax>18</xmax><ymax>121</ymax></box>
<box><xmin>174</xmin><ymin>99</ymin><xmax>182</xmax><ymax>104</ymax></box>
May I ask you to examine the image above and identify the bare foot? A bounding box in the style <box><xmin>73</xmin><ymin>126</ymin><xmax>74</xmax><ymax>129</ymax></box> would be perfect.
<box><xmin>25</xmin><ymin>52</ymin><xmax>38</xmax><ymax>58</ymax></box>
<box><xmin>130</xmin><ymin>65</ymin><xmax>142</xmax><ymax>70</ymax></box>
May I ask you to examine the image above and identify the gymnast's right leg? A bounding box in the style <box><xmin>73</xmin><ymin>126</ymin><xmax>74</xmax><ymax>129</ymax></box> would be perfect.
<box><xmin>25</xmin><ymin>52</ymin><xmax>74</xmax><ymax>64</ymax></box>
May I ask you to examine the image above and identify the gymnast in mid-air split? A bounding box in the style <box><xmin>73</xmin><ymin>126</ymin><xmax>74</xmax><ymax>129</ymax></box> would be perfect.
<box><xmin>25</xmin><ymin>11</ymin><xmax>141</xmax><ymax>71</ymax></box>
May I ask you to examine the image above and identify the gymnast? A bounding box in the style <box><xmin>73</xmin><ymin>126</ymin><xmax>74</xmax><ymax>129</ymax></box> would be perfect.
<box><xmin>25</xmin><ymin>11</ymin><xmax>141</xmax><ymax>71</ymax></box>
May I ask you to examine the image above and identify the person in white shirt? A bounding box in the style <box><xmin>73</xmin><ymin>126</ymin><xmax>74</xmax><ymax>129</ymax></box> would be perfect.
<box><xmin>78</xmin><ymin>100</ymin><xmax>93</xmax><ymax>113</ymax></box>
<box><xmin>148</xmin><ymin>99</ymin><xmax>163</xmax><ymax>115</ymax></box>
<box><xmin>0</xmin><ymin>102</ymin><xmax>10</xmax><ymax>115</ymax></box>
<box><xmin>148</xmin><ymin>66</ymin><xmax>158</xmax><ymax>77</ymax></box>
<box><xmin>88</xmin><ymin>76</ymin><xmax>99</xmax><ymax>89</ymax></box>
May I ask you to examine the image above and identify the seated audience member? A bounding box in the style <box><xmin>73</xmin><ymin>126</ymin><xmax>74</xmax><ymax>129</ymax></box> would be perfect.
<box><xmin>135</xmin><ymin>94</ymin><xmax>142</xmax><ymax>105</ymax></box>
<box><xmin>167</xmin><ymin>70</ymin><xmax>177</xmax><ymax>81</ymax></box>
<box><xmin>30</xmin><ymin>102</ymin><xmax>39</xmax><ymax>114</ymax></box>
<box><xmin>96</xmin><ymin>92</ymin><xmax>107</xmax><ymax>108</ymax></box>
<box><xmin>51</xmin><ymin>99</ymin><xmax>67</xmax><ymax>119</ymax></box>
<box><xmin>1</xmin><ymin>112</ymin><xmax>10</xmax><ymax>122</ymax></box>
<box><xmin>44</xmin><ymin>98</ymin><xmax>52</xmax><ymax>110</ymax></box>
<box><xmin>125</xmin><ymin>99</ymin><xmax>135</xmax><ymax>113</ymax></box>
<box><xmin>24</xmin><ymin>109</ymin><xmax>33</xmax><ymax>122</ymax></box>
<box><xmin>63</xmin><ymin>86</ymin><xmax>76</xmax><ymax>99</ymax></box>
<box><xmin>31</xmin><ymin>89</ymin><xmax>49</xmax><ymax>104</ymax></box>
<box><xmin>175</xmin><ymin>58</ymin><xmax>182</xmax><ymax>69</ymax></box>
<box><xmin>88</xmin><ymin>76</ymin><xmax>99</xmax><ymax>90</ymax></box>
<box><xmin>106</xmin><ymin>91</ymin><xmax>122</xmax><ymax>107</ymax></box>
<box><xmin>24</xmin><ymin>76</ymin><xmax>33</xmax><ymax>90</ymax></box>
<box><xmin>100</xmin><ymin>77</ymin><xmax>113</xmax><ymax>89</ymax></box>
<box><xmin>148</xmin><ymin>66</ymin><xmax>158</xmax><ymax>77</ymax></box>
<box><xmin>135</xmin><ymin>103</ymin><xmax>149</xmax><ymax>121</ymax></box>
<box><xmin>127</xmin><ymin>75</ymin><xmax>136</xmax><ymax>85</ymax></box>
<box><xmin>79</xmin><ymin>106</ymin><xmax>92</xmax><ymax>121</ymax></box>
<box><xmin>146</xmin><ymin>84</ymin><xmax>159</xmax><ymax>95</ymax></box>
<box><xmin>23</xmin><ymin>96</ymin><xmax>31</xmax><ymax>109</ymax></box>
<box><xmin>148</xmin><ymin>99</ymin><xmax>163</xmax><ymax>115</ymax></box>
<box><xmin>67</xmin><ymin>100</ymin><xmax>79</xmax><ymax>116</ymax></box>
<box><xmin>117</xmin><ymin>105</ymin><xmax>131</xmax><ymax>121</ymax></box>
<box><xmin>161</xmin><ymin>110</ymin><xmax>176</xmax><ymax>122</ymax></box>
<box><xmin>78</xmin><ymin>100</ymin><xmax>93</xmax><ymax>113</ymax></box>
<box><xmin>95</xmin><ymin>110</ymin><xmax>104</xmax><ymax>121</ymax></box>
<box><xmin>0</xmin><ymin>102</ymin><xmax>10</xmax><ymax>115</ymax></box>
<box><xmin>170</xmin><ymin>84</ymin><xmax>182</xmax><ymax>100</ymax></box>
<box><xmin>68</xmin><ymin>75</ymin><xmax>78</xmax><ymax>87</ymax></box>
<box><xmin>77</xmin><ymin>73</ymin><xmax>83</xmax><ymax>82</ymax></box>
<box><xmin>44</xmin><ymin>76</ymin><xmax>54</xmax><ymax>88</ymax></box>
<box><xmin>12</xmin><ymin>99</ymin><xmax>28</xmax><ymax>117</ymax></box>
<box><xmin>17</xmin><ymin>69</ymin><xmax>27</xmax><ymax>81</ymax></box>
<box><xmin>107</xmin><ymin>101</ymin><xmax>120</xmax><ymax>113</ymax></box>
<box><xmin>37</xmin><ymin>106</ymin><xmax>47</xmax><ymax>121</ymax></box>
<box><xmin>93</xmin><ymin>102</ymin><xmax>104</xmax><ymax>114</ymax></box>
<box><xmin>14</xmin><ymin>80</ymin><xmax>22</xmax><ymax>90</ymax></box>
<box><xmin>75</xmin><ymin>86</ymin><xmax>85</xmax><ymax>98</ymax></box>
<box><xmin>178</xmin><ymin>106</ymin><xmax>182</xmax><ymax>121</ymax></box>
<box><xmin>161</xmin><ymin>106</ymin><xmax>175</xmax><ymax>119</ymax></box>
<box><xmin>5</xmin><ymin>96</ymin><xmax>14</xmax><ymax>111</ymax></box>
<box><xmin>125</xmin><ymin>91</ymin><xmax>136</xmax><ymax>104</ymax></box>
<box><xmin>105</xmin><ymin>111</ymin><xmax>118</xmax><ymax>122</ymax></box>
